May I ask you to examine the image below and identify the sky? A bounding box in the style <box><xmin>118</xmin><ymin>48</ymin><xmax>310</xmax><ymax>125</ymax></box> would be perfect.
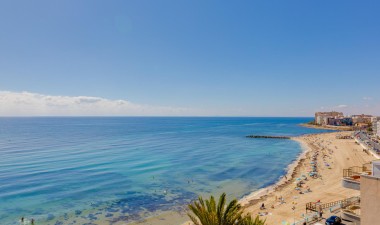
<box><xmin>0</xmin><ymin>0</ymin><xmax>379</xmax><ymax>116</ymax></box>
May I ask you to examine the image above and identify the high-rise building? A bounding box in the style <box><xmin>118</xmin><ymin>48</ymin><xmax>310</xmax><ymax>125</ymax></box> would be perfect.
<box><xmin>314</xmin><ymin>111</ymin><xmax>344</xmax><ymax>125</ymax></box>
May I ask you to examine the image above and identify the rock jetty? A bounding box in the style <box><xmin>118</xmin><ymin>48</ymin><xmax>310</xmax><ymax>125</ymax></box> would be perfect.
<box><xmin>246</xmin><ymin>135</ymin><xmax>291</xmax><ymax>139</ymax></box>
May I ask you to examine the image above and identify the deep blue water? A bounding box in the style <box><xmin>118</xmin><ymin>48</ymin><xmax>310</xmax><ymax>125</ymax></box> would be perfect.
<box><xmin>0</xmin><ymin>117</ymin><xmax>329</xmax><ymax>224</ymax></box>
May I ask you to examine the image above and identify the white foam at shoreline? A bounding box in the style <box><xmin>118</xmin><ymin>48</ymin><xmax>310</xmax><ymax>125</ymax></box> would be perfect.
<box><xmin>239</xmin><ymin>136</ymin><xmax>311</xmax><ymax>206</ymax></box>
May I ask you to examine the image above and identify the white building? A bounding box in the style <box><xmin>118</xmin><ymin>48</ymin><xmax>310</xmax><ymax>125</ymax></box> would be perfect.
<box><xmin>371</xmin><ymin>117</ymin><xmax>377</xmax><ymax>135</ymax></box>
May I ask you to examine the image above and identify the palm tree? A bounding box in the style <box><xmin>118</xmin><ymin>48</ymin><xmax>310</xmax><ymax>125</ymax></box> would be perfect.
<box><xmin>188</xmin><ymin>193</ymin><xmax>242</xmax><ymax>225</ymax></box>
<box><xmin>240</xmin><ymin>214</ymin><xmax>266</xmax><ymax>225</ymax></box>
<box><xmin>188</xmin><ymin>193</ymin><xmax>265</xmax><ymax>225</ymax></box>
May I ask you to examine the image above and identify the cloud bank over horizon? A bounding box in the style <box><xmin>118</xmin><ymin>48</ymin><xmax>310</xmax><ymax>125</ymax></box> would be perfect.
<box><xmin>0</xmin><ymin>91</ymin><xmax>379</xmax><ymax>117</ymax></box>
<box><xmin>0</xmin><ymin>91</ymin><xmax>196</xmax><ymax>116</ymax></box>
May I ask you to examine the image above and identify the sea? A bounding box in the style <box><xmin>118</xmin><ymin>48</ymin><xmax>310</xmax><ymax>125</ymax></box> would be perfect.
<box><xmin>0</xmin><ymin>117</ymin><xmax>330</xmax><ymax>225</ymax></box>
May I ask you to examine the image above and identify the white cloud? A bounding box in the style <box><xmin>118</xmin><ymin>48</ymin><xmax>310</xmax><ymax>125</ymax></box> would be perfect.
<box><xmin>0</xmin><ymin>91</ymin><xmax>196</xmax><ymax>116</ymax></box>
<box><xmin>1</xmin><ymin>91</ymin><xmax>378</xmax><ymax>117</ymax></box>
<box><xmin>363</xmin><ymin>97</ymin><xmax>372</xmax><ymax>101</ymax></box>
<box><xmin>323</xmin><ymin>103</ymin><xmax>380</xmax><ymax>116</ymax></box>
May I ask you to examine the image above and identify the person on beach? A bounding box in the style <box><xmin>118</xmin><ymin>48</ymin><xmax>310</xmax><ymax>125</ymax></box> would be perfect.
<box><xmin>279</xmin><ymin>196</ymin><xmax>285</xmax><ymax>204</ymax></box>
<box><xmin>260</xmin><ymin>203</ymin><xmax>265</xmax><ymax>210</ymax></box>
<box><xmin>318</xmin><ymin>204</ymin><xmax>323</xmax><ymax>219</ymax></box>
<box><xmin>31</xmin><ymin>219</ymin><xmax>34</xmax><ymax>225</ymax></box>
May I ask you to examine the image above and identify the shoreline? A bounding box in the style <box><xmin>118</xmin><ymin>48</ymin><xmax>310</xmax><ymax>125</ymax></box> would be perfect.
<box><xmin>239</xmin><ymin>136</ymin><xmax>310</xmax><ymax>207</ymax></box>
<box><xmin>37</xmin><ymin>133</ymin><xmax>318</xmax><ymax>225</ymax></box>
<box><xmin>136</xmin><ymin>133</ymin><xmax>318</xmax><ymax>225</ymax></box>
<box><xmin>179</xmin><ymin>134</ymin><xmax>319</xmax><ymax>225</ymax></box>
<box><xmin>241</xmin><ymin>131</ymin><xmax>375</xmax><ymax>225</ymax></box>
<box><xmin>300</xmin><ymin>123</ymin><xmax>353</xmax><ymax>131</ymax></box>
<box><xmin>46</xmin><ymin>129</ymin><xmax>371</xmax><ymax>225</ymax></box>
<box><xmin>128</xmin><ymin>129</ymin><xmax>375</xmax><ymax>225</ymax></box>
<box><xmin>182</xmin><ymin>129</ymin><xmax>376</xmax><ymax>225</ymax></box>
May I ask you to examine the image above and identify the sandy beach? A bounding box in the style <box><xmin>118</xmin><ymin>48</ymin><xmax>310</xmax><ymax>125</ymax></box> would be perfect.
<box><xmin>239</xmin><ymin>131</ymin><xmax>375</xmax><ymax>224</ymax></box>
<box><xmin>179</xmin><ymin>131</ymin><xmax>375</xmax><ymax>225</ymax></box>
<box><xmin>300</xmin><ymin>123</ymin><xmax>353</xmax><ymax>131</ymax></box>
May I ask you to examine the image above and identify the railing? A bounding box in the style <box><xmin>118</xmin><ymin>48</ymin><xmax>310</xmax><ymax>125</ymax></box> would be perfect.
<box><xmin>342</xmin><ymin>163</ymin><xmax>372</xmax><ymax>179</ymax></box>
<box><xmin>306</xmin><ymin>196</ymin><xmax>360</xmax><ymax>213</ymax></box>
<box><xmin>306</xmin><ymin>202</ymin><xmax>317</xmax><ymax>212</ymax></box>
<box><xmin>363</xmin><ymin>162</ymin><xmax>372</xmax><ymax>171</ymax></box>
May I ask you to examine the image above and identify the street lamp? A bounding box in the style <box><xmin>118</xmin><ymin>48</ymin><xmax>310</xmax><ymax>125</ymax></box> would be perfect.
<box><xmin>292</xmin><ymin>201</ymin><xmax>297</xmax><ymax>225</ymax></box>
<box><xmin>292</xmin><ymin>206</ymin><xmax>295</xmax><ymax>225</ymax></box>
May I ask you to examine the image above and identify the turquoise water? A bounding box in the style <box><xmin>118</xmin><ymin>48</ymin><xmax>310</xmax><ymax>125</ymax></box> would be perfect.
<box><xmin>0</xmin><ymin>117</ymin><xmax>329</xmax><ymax>224</ymax></box>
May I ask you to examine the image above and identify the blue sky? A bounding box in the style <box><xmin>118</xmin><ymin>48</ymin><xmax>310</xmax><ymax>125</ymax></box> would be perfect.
<box><xmin>0</xmin><ymin>1</ymin><xmax>379</xmax><ymax>116</ymax></box>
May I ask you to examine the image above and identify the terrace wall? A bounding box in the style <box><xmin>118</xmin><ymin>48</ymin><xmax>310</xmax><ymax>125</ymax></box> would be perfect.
<box><xmin>360</xmin><ymin>175</ymin><xmax>380</xmax><ymax>225</ymax></box>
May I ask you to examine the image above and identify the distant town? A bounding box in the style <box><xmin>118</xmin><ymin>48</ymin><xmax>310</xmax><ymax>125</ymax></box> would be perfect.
<box><xmin>312</xmin><ymin>111</ymin><xmax>380</xmax><ymax>138</ymax></box>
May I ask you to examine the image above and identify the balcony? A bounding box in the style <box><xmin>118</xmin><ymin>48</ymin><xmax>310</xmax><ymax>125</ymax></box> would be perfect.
<box><xmin>305</xmin><ymin>196</ymin><xmax>360</xmax><ymax>225</ymax></box>
<box><xmin>341</xmin><ymin>204</ymin><xmax>361</xmax><ymax>225</ymax></box>
<box><xmin>342</xmin><ymin>163</ymin><xmax>372</xmax><ymax>190</ymax></box>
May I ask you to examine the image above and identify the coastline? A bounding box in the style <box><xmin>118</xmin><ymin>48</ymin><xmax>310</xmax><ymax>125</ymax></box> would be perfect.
<box><xmin>239</xmin><ymin>136</ymin><xmax>310</xmax><ymax>207</ymax></box>
<box><xmin>300</xmin><ymin>123</ymin><xmax>353</xmax><ymax>131</ymax></box>
<box><xmin>182</xmin><ymin>130</ymin><xmax>376</xmax><ymax>225</ymax></box>
<box><xmin>2</xmin><ymin>118</ymin><xmax>374</xmax><ymax>225</ymax></box>
<box><xmin>138</xmin><ymin>133</ymin><xmax>318</xmax><ymax>225</ymax></box>
<box><xmin>241</xmin><ymin>131</ymin><xmax>375</xmax><ymax>225</ymax></box>
<box><xmin>130</xmin><ymin>137</ymin><xmax>312</xmax><ymax>225</ymax></box>
<box><xmin>39</xmin><ymin>130</ymin><xmax>371</xmax><ymax>225</ymax></box>
<box><xmin>179</xmin><ymin>134</ymin><xmax>318</xmax><ymax>225</ymax></box>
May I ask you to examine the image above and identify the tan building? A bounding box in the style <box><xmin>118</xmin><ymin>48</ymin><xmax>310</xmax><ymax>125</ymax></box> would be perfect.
<box><xmin>352</xmin><ymin>114</ymin><xmax>372</xmax><ymax>125</ymax></box>
<box><xmin>342</xmin><ymin>161</ymin><xmax>380</xmax><ymax>225</ymax></box>
<box><xmin>355</xmin><ymin>123</ymin><xmax>369</xmax><ymax>130</ymax></box>
<box><xmin>361</xmin><ymin>161</ymin><xmax>380</xmax><ymax>225</ymax></box>
<box><xmin>314</xmin><ymin>111</ymin><xmax>344</xmax><ymax>125</ymax></box>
